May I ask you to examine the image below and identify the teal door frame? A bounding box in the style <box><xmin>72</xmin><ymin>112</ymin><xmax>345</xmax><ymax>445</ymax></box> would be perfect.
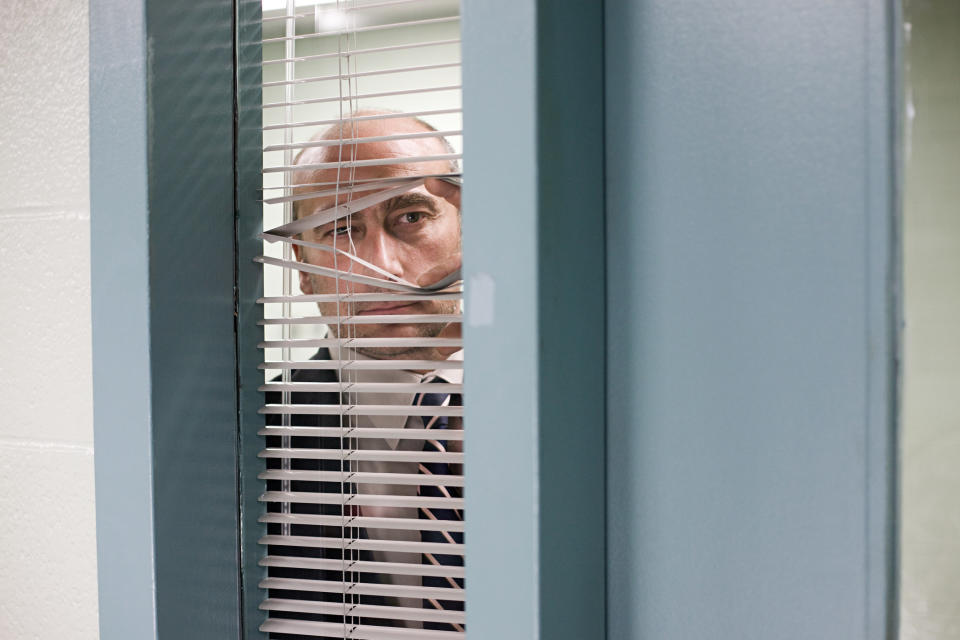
<box><xmin>91</xmin><ymin>0</ymin><xmax>241</xmax><ymax>637</ymax></box>
<box><xmin>460</xmin><ymin>1</ymin><xmax>607</xmax><ymax>639</ymax></box>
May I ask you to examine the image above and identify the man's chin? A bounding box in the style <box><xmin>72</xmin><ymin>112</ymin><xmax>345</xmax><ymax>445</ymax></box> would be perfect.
<box><xmin>353</xmin><ymin>346</ymin><xmax>442</xmax><ymax>360</ymax></box>
<box><xmin>332</xmin><ymin>322</ymin><xmax>454</xmax><ymax>360</ymax></box>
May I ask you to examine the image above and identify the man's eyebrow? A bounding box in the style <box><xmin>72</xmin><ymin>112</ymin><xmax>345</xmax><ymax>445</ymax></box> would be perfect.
<box><xmin>384</xmin><ymin>192</ymin><xmax>441</xmax><ymax>214</ymax></box>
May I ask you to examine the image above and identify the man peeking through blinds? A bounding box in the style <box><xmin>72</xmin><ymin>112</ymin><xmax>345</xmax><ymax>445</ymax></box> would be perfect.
<box><xmin>262</xmin><ymin>110</ymin><xmax>465</xmax><ymax>637</ymax></box>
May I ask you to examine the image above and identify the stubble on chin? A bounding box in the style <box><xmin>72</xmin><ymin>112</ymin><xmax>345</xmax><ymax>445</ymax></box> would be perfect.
<box><xmin>322</xmin><ymin>299</ymin><xmax>461</xmax><ymax>360</ymax></box>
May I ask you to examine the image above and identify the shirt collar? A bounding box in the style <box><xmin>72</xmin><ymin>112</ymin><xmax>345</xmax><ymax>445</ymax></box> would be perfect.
<box><xmin>338</xmin><ymin>348</ymin><xmax>464</xmax><ymax>448</ymax></box>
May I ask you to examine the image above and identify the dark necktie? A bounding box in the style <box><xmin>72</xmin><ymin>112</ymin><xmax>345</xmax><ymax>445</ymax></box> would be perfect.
<box><xmin>414</xmin><ymin>383</ymin><xmax>465</xmax><ymax>632</ymax></box>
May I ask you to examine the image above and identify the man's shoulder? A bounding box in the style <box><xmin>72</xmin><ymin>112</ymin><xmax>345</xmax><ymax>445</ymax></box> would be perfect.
<box><xmin>265</xmin><ymin>349</ymin><xmax>339</xmax><ymax>417</ymax></box>
<box><xmin>269</xmin><ymin>348</ymin><xmax>337</xmax><ymax>384</ymax></box>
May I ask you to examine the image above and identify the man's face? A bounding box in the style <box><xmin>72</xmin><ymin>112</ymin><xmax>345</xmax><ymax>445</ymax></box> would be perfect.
<box><xmin>292</xmin><ymin>129</ymin><xmax>461</xmax><ymax>359</ymax></box>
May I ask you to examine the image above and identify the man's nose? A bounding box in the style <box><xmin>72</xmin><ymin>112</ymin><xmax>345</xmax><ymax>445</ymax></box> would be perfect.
<box><xmin>358</xmin><ymin>227</ymin><xmax>405</xmax><ymax>279</ymax></box>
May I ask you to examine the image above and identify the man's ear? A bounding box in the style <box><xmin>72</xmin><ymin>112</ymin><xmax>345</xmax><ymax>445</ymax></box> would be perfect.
<box><xmin>292</xmin><ymin>243</ymin><xmax>314</xmax><ymax>294</ymax></box>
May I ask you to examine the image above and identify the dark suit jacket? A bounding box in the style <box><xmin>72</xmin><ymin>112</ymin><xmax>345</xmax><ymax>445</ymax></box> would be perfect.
<box><xmin>264</xmin><ymin>349</ymin><xmax>396</xmax><ymax>636</ymax></box>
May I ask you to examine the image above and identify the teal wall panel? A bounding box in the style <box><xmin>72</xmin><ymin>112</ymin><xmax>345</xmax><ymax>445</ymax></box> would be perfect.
<box><xmin>604</xmin><ymin>1</ymin><xmax>899</xmax><ymax>638</ymax></box>
<box><xmin>91</xmin><ymin>0</ymin><xmax>241</xmax><ymax>637</ymax></box>
<box><xmin>91</xmin><ymin>1</ymin><xmax>157</xmax><ymax>636</ymax></box>
<box><xmin>462</xmin><ymin>1</ymin><xmax>606</xmax><ymax>638</ymax></box>
<box><xmin>146</xmin><ymin>1</ymin><xmax>240</xmax><ymax>637</ymax></box>
<box><xmin>235</xmin><ymin>0</ymin><xmax>267</xmax><ymax>637</ymax></box>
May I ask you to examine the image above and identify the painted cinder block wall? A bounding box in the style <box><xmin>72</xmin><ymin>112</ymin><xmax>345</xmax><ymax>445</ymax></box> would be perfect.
<box><xmin>0</xmin><ymin>1</ymin><xmax>99</xmax><ymax>638</ymax></box>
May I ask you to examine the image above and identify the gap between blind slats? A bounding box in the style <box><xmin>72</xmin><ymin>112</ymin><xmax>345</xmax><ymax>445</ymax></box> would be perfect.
<box><xmin>260</xmin><ymin>232</ymin><xmax>463</xmax><ymax>293</ymax></box>
<box><xmin>261</xmin><ymin>556</ymin><xmax>465</xmax><ymax>580</ymax></box>
<box><xmin>262</xmin><ymin>62</ymin><xmax>460</xmax><ymax>89</ymax></box>
<box><xmin>259</xmin><ymin>238</ymin><xmax>461</xmax><ymax>292</ymax></box>
<box><xmin>256</xmin><ymin>257</ymin><xmax>449</xmax><ymax>294</ymax></box>
<box><xmin>258</xmin><ymin>338</ymin><xmax>463</xmax><ymax>349</ymax></box>
<box><xmin>261</xmin><ymin>172</ymin><xmax>460</xmax><ymax>191</ymax></box>
<box><xmin>261</xmin><ymin>598</ymin><xmax>464</xmax><ymax>625</ymax></box>
<box><xmin>260</xmin><ymin>535</ymin><xmax>463</xmax><ymax>556</ymax></box>
<box><xmin>261</xmin><ymin>176</ymin><xmax>464</xmax><ymax>205</ymax></box>
<box><xmin>259</xmin><ymin>382</ymin><xmax>462</xmax><ymax>394</ymax></box>
<box><xmin>259</xmin><ymin>513</ymin><xmax>465</xmax><ymax>533</ymax></box>
<box><xmin>260</xmin><ymin>360</ymin><xmax>463</xmax><ymax>371</ymax></box>
<box><xmin>259</xmin><ymin>469</ymin><xmax>464</xmax><ymax>486</ymax></box>
<box><xmin>337</xmin><ymin>0</ymin><xmax>457</xmax><ymax>13</ymax></box>
<box><xmin>259</xmin><ymin>448</ymin><xmax>461</xmax><ymax>463</ymax></box>
<box><xmin>261</xmin><ymin>599</ymin><xmax>463</xmax><ymax>626</ymax></box>
<box><xmin>261</xmin><ymin>16</ymin><xmax>459</xmax><ymax>44</ymax></box>
<box><xmin>258</xmin><ymin>403</ymin><xmax>462</xmax><ymax>417</ymax></box>
<box><xmin>259</xmin><ymin>292</ymin><xmax>462</xmax><ymax>303</ymax></box>
<box><xmin>259</xmin><ymin>491</ymin><xmax>463</xmax><ymax>510</ymax></box>
<box><xmin>263</xmin><ymin>180</ymin><xmax>423</xmax><ymax>235</ymax></box>
<box><xmin>258</xmin><ymin>426</ymin><xmax>465</xmax><ymax>440</ymax></box>
<box><xmin>265</xmin><ymin>129</ymin><xmax>462</xmax><ymax>153</ymax></box>
<box><xmin>259</xmin><ymin>315</ymin><xmax>462</xmax><ymax>326</ymax></box>
<box><xmin>260</xmin><ymin>618</ymin><xmax>462</xmax><ymax>640</ymax></box>
<box><xmin>264</xmin><ymin>153</ymin><xmax>461</xmax><ymax>174</ymax></box>
<box><xmin>264</xmin><ymin>86</ymin><xmax>461</xmax><ymax>110</ymax></box>
<box><xmin>259</xmin><ymin>577</ymin><xmax>466</xmax><ymax>602</ymax></box>
<box><xmin>262</xmin><ymin>108</ymin><xmax>460</xmax><ymax>132</ymax></box>
<box><xmin>263</xmin><ymin>0</ymin><xmax>457</xmax><ymax>23</ymax></box>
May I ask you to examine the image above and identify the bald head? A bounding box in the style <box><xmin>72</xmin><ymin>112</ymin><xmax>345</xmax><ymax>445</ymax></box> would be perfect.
<box><xmin>288</xmin><ymin>110</ymin><xmax>463</xmax><ymax>359</ymax></box>
<box><xmin>291</xmin><ymin>111</ymin><xmax>458</xmax><ymax>219</ymax></box>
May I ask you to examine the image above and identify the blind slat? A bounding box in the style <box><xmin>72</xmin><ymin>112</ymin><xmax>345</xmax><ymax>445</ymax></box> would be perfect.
<box><xmin>258</xmin><ymin>381</ymin><xmax>463</xmax><ymax>393</ymax></box>
<box><xmin>261</xmin><ymin>38</ymin><xmax>461</xmax><ymax>65</ymax></box>
<box><xmin>259</xmin><ymin>292</ymin><xmax>462</xmax><ymax>304</ymax></box>
<box><xmin>258</xmin><ymin>513</ymin><xmax>465</xmax><ymax>533</ymax></box>
<box><xmin>262</xmin><ymin>108</ymin><xmax>461</xmax><ymax>132</ymax></box>
<box><xmin>258</xmin><ymin>338</ymin><xmax>463</xmax><ymax>350</ymax></box>
<box><xmin>264</xmin><ymin>129</ymin><xmax>462</xmax><ymax>153</ymax></box>
<box><xmin>260</xmin><ymin>172</ymin><xmax>461</xmax><ymax>191</ymax></box>
<box><xmin>259</xmin><ymin>491</ymin><xmax>464</xmax><ymax>510</ymax></box>
<box><xmin>256</xmin><ymin>256</ymin><xmax>448</xmax><ymax>294</ymax></box>
<box><xmin>259</xmin><ymin>316</ymin><xmax>462</xmax><ymax>328</ymax></box>
<box><xmin>259</xmin><ymin>448</ymin><xmax>462</xmax><ymax>464</ymax></box>
<box><xmin>262</xmin><ymin>62</ymin><xmax>460</xmax><ymax>89</ymax></box>
<box><xmin>260</xmin><ymin>555</ymin><xmax>465</xmax><ymax>579</ymax></box>
<box><xmin>260</xmin><ymin>359</ymin><xmax>464</xmax><ymax>371</ymax></box>
<box><xmin>260</xmin><ymin>618</ymin><xmax>462</xmax><ymax>639</ymax></box>
<box><xmin>259</xmin><ymin>427</ymin><xmax>464</xmax><ymax>441</ymax></box>
<box><xmin>258</xmin><ymin>404</ymin><xmax>463</xmax><ymax>417</ymax></box>
<box><xmin>261</xmin><ymin>16</ymin><xmax>460</xmax><ymax>44</ymax></box>
<box><xmin>261</xmin><ymin>178</ymin><xmax>423</xmax><ymax>236</ymax></box>
<box><xmin>261</xmin><ymin>598</ymin><xmax>465</xmax><ymax>625</ymax></box>
<box><xmin>259</xmin><ymin>314</ymin><xmax>462</xmax><ymax>326</ymax></box>
<box><xmin>260</xmin><ymin>535</ymin><xmax>463</xmax><ymax>556</ymax></box>
<box><xmin>259</xmin><ymin>577</ymin><xmax>466</xmax><ymax>602</ymax></box>
<box><xmin>265</xmin><ymin>86</ymin><xmax>461</xmax><ymax>111</ymax></box>
<box><xmin>258</xmin><ymin>469</ymin><xmax>465</xmax><ymax>487</ymax></box>
<box><xmin>263</xmin><ymin>153</ymin><xmax>462</xmax><ymax>174</ymax></box>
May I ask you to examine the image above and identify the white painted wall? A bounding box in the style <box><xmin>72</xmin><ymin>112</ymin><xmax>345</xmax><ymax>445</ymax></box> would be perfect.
<box><xmin>0</xmin><ymin>2</ymin><xmax>99</xmax><ymax>638</ymax></box>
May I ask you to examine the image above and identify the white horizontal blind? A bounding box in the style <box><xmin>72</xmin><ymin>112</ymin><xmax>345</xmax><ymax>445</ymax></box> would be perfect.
<box><xmin>257</xmin><ymin>1</ymin><xmax>464</xmax><ymax>637</ymax></box>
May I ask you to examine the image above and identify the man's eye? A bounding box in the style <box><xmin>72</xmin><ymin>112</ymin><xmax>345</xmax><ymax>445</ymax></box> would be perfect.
<box><xmin>399</xmin><ymin>212</ymin><xmax>424</xmax><ymax>224</ymax></box>
<box><xmin>327</xmin><ymin>225</ymin><xmax>351</xmax><ymax>237</ymax></box>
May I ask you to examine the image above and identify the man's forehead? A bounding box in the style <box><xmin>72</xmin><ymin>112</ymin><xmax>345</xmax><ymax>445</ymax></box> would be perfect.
<box><xmin>300</xmin><ymin>184</ymin><xmax>441</xmax><ymax>220</ymax></box>
<box><xmin>296</xmin><ymin>118</ymin><xmax>447</xmax><ymax>171</ymax></box>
